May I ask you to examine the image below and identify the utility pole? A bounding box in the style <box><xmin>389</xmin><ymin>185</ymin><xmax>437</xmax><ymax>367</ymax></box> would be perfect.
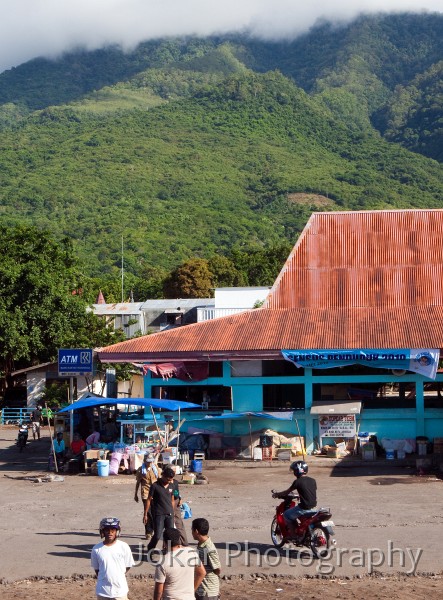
<box><xmin>121</xmin><ymin>235</ymin><xmax>124</xmax><ymax>302</ymax></box>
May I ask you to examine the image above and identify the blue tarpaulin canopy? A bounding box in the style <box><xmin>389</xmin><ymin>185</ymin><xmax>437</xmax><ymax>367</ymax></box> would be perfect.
<box><xmin>58</xmin><ymin>397</ymin><xmax>200</xmax><ymax>413</ymax></box>
<box><xmin>201</xmin><ymin>411</ymin><xmax>293</xmax><ymax>421</ymax></box>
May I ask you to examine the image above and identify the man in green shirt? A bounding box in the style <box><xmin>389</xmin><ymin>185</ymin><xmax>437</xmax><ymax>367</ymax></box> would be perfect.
<box><xmin>191</xmin><ymin>518</ymin><xmax>221</xmax><ymax>600</ymax></box>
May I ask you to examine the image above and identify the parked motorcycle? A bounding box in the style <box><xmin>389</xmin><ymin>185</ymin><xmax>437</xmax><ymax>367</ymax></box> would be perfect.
<box><xmin>271</xmin><ymin>491</ymin><xmax>336</xmax><ymax>558</ymax></box>
<box><xmin>17</xmin><ymin>423</ymin><xmax>29</xmax><ymax>452</ymax></box>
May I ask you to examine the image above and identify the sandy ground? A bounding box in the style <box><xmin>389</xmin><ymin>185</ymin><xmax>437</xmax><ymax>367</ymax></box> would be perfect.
<box><xmin>1</xmin><ymin>424</ymin><xmax>443</xmax><ymax>599</ymax></box>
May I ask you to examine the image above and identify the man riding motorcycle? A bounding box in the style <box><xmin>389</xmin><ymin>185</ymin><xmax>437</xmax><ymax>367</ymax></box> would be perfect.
<box><xmin>272</xmin><ymin>460</ymin><xmax>317</xmax><ymax>538</ymax></box>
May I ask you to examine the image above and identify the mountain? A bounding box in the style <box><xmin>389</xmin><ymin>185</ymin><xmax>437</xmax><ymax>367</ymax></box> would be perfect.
<box><xmin>373</xmin><ymin>61</ymin><xmax>443</xmax><ymax>162</ymax></box>
<box><xmin>0</xmin><ymin>13</ymin><xmax>442</xmax><ymax>279</ymax></box>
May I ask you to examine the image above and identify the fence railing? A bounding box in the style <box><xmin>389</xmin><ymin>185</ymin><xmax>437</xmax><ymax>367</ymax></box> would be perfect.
<box><xmin>0</xmin><ymin>408</ymin><xmax>34</xmax><ymax>425</ymax></box>
<box><xmin>197</xmin><ymin>307</ymin><xmax>249</xmax><ymax>322</ymax></box>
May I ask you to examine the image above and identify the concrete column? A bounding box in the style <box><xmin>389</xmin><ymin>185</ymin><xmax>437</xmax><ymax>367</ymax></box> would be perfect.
<box><xmin>304</xmin><ymin>368</ymin><xmax>315</xmax><ymax>454</ymax></box>
<box><xmin>415</xmin><ymin>378</ymin><xmax>425</xmax><ymax>436</ymax></box>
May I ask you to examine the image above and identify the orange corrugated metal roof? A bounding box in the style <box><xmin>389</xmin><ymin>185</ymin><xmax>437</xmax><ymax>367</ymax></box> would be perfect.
<box><xmin>265</xmin><ymin>209</ymin><xmax>443</xmax><ymax>309</ymax></box>
<box><xmin>98</xmin><ymin>306</ymin><xmax>443</xmax><ymax>362</ymax></box>
<box><xmin>98</xmin><ymin>210</ymin><xmax>443</xmax><ymax>362</ymax></box>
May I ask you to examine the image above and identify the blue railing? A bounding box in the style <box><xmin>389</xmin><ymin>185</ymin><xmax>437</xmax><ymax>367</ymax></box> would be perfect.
<box><xmin>0</xmin><ymin>408</ymin><xmax>34</xmax><ymax>425</ymax></box>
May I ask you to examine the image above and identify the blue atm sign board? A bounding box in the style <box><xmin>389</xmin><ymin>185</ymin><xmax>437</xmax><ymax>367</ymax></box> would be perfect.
<box><xmin>58</xmin><ymin>348</ymin><xmax>93</xmax><ymax>377</ymax></box>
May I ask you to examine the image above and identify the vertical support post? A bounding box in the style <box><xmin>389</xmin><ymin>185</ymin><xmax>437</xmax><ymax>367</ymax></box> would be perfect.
<box><xmin>69</xmin><ymin>377</ymin><xmax>74</xmax><ymax>445</ymax></box>
<box><xmin>304</xmin><ymin>368</ymin><xmax>314</xmax><ymax>454</ymax></box>
<box><xmin>415</xmin><ymin>378</ymin><xmax>425</xmax><ymax>437</ymax></box>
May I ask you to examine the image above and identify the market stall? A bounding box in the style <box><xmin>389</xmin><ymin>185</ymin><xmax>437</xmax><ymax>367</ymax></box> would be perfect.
<box><xmin>58</xmin><ymin>396</ymin><xmax>199</xmax><ymax>474</ymax></box>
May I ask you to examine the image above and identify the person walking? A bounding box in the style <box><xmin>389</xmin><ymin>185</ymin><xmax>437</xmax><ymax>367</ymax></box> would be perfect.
<box><xmin>30</xmin><ymin>405</ymin><xmax>42</xmax><ymax>440</ymax></box>
<box><xmin>171</xmin><ymin>470</ymin><xmax>188</xmax><ymax>546</ymax></box>
<box><xmin>91</xmin><ymin>516</ymin><xmax>134</xmax><ymax>600</ymax></box>
<box><xmin>192</xmin><ymin>517</ymin><xmax>221</xmax><ymax>600</ymax></box>
<box><xmin>134</xmin><ymin>452</ymin><xmax>158</xmax><ymax>540</ymax></box>
<box><xmin>143</xmin><ymin>466</ymin><xmax>177</xmax><ymax>555</ymax></box>
<box><xmin>153</xmin><ymin>527</ymin><xmax>206</xmax><ymax>600</ymax></box>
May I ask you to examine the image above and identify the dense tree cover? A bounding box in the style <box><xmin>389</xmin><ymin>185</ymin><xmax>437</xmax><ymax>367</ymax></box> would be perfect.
<box><xmin>0</xmin><ymin>226</ymin><xmax>125</xmax><ymax>383</ymax></box>
<box><xmin>374</xmin><ymin>62</ymin><xmax>443</xmax><ymax>162</ymax></box>
<box><xmin>159</xmin><ymin>242</ymin><xmax>291</xmax><ymax>298</ymax></box>
<box><xmin>0</xmin><ymin>67</ymin><xmax>441</xmax><ymax>282</ymax></box>
<box><xmin>0</xmin><ymin>14</ymin><xmax>442</xmax><ymax>285</ymax></box>
<box><xmin>163</xmin><ymin>258</ymin><xmax>214</xmax><ymax>298</ymax></box>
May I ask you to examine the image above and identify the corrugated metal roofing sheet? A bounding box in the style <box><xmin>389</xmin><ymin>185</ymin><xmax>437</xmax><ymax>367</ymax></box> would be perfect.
<box><xmin>98</xmin><ymin>305</ymin><xmax>443</xmax><ymax>362</ymax></box>
<box><xmin>140</xmin><ymin>298</ymin><xmax>214</xmax><ymax>310</ymax></box>
<box><xmin>98</xmin><ymin>210</ymin><xmax>443</xmax><ymax>362</ymax></box>
<box><xmin>265</xmin><ymin>209</ymin><xmax>443</xmax><ymax>309</ymax></box>
<box><xmin>92</xmin><ymin>303</ymin><xmax>144</xmax><ymax>315</ymax></box>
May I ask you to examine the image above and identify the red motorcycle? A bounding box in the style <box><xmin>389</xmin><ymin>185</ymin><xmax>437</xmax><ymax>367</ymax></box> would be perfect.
<box><xmin>271</xmin><ymin>491</ymin><xmax>336</xmax><ymax>558</ymax></box>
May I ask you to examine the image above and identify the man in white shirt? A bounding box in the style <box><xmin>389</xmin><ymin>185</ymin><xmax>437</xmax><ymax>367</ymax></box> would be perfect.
<box><xmin>154</xmin><ymin>527</ymin><xmax>206</xmax><ymax>600</ymax></box>
<box><xmin>91</xmin><ymin>516</ymin><xmax>135</xmax><ymax>600</ymax></box>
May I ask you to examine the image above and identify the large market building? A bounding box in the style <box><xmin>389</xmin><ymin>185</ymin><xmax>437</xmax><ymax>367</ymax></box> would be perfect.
<box><xmin>98</xmin><ymin>210</ymin><xmax>443</xmax><ymax>453</ymax></box>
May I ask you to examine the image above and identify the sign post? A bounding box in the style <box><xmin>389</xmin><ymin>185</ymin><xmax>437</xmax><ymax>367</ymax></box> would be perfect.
<box><xmin>58</xmin><ymin>349</ymin><xmax>93</xmax><ymax>443</ymax></box>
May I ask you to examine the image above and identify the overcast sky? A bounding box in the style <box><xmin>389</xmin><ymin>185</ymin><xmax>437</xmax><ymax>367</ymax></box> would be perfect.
<box><xmin>1</xmin><ymin>0</ymin><xmax>442</xmax><ymax>74</ymax></box>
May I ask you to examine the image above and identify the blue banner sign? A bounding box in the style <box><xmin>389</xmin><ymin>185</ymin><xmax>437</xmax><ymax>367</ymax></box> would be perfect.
<box><xmin>58</xmin><ymin>348</ymin><xmax>93</xmax><ymax>377</ymax></box>
<box><xmin>281</xmin><ymin>348</ymin><xmax>439</xmax><ymax>379</ymax></box>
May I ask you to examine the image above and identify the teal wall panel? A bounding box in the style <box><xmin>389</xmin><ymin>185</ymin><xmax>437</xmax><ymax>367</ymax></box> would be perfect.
<box><xmin>232</xmin><ymin>385</ymin><xmax>262</xmax><ymax>412</ymax></box>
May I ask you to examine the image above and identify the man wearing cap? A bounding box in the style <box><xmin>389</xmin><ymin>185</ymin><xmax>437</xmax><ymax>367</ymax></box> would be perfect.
<box><xmin>134</xmin><ymin>452</ymin><xmax>159</xmax><ymax>540</ymax></box>
<box><xmin>30</xmin><ymin>405</ymin><xmax>42</xmax><ymax>440</ymax></box>
<box><xmin>91</xmin><ymin>517</ymin><xmax>134</xmax><ymax>600</ymax></box>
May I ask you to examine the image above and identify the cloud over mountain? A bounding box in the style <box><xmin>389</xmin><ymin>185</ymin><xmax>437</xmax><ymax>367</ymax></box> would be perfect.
<box><xmin>1</xmin><ymin>0</ymin><xmax>442</xmax><ymax>73</ymax></box>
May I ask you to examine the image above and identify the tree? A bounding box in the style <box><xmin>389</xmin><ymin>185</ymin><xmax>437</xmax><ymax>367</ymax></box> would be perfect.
<box><xmin>0</xmin><ymin>225</ymin><xmax>120</xmax><ymax>388</ymax></box>
<box><xmin>163</xmin><ymin>258</ymin><xmax>214</xmax><ymax>298</ymax></box>
<box><xmin>208</xmin><ymin>254</ymin><xmax>245</xmax><ymax>287</ymax></box>
<box><xmin>228</xmin><ymin>242</ymin><xmax>292</xmax><ymax>286</ymax></box>
<box><xmin>132</xmin><ymin>264</ymin><xmax>168</xmax><ymax>300</ymax></box>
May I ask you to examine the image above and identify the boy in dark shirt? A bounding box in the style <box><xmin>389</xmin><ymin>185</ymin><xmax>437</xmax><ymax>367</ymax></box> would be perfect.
<box><xmin>143</xmin><ymin>466</ymin><xmax>177</xmax><ymax>552</ymax></box>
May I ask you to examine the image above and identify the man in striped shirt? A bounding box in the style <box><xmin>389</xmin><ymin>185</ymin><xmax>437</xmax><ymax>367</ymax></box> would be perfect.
<box><xmin>192</xmin><ymin>518</ymin><xmax>221</xmax><ymax>600</ymax></box>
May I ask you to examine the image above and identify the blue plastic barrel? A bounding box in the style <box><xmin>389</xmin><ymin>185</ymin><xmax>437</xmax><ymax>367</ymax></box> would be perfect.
<box><xmin>97</xmin><ymin>459</ymin><xmax>110</xmax><ymax>476</ymax></box>
<box><xmin>386</xmin><ymin>449</ymin><xmax>394</xmax><ymax>460</ymax></box>
<box><xmin>191</xmin><ymin>459</ymin><xmax>202</xmax><ymax>473</ymax></box>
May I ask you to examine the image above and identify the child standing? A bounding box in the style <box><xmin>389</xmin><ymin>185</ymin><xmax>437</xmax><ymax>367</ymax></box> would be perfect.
<box><xmin>191</xmin><ymin>517</ymin><xmax>221</xmax><ymax>600</ymax></box>
<box><xmin>91</xmin><ymin>517</ymin><xmax>134</xmax><ymax>600</ymax></box>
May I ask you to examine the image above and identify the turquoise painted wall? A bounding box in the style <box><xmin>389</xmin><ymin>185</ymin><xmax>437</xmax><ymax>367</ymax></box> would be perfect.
<box><xmin>356</xmin><ymin>413</ymin><xmax>417</xmax><ymax>439</ymax></box>
<box><xmin>232</xmin><ymin>385</ymin><xmax>262</xmax><ymax>412</ymax></box>
<box><xmin>143</xmin><ymin>363</ymin><xmax>443</xmax><ymax>452</ymax></box>
<box><xmin>424</xmin><ymin>415</ymin><xmax>443</xmax><ymax>439</ymax></box>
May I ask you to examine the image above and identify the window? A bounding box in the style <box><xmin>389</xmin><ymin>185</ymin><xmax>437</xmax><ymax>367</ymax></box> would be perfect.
<box><xmin>313</xmin><ymin>382</ymin><xmax>416</xmax><ymax>409</ymax></box>
<box><xmin>263</xmin><ymin>384</ymin><xmax>305</xmax><ymax>410</ymax></box>
<box><xmin>262</xmin><ymin>360</ymin><xmax>304</xmax><ymax>376</ymax></box>
<box><xmin>152</xmin><ymin>385</ymin><xmax>232</xmax><ymax>410</ymax></box>
<box><xmin>424</xmin><ymin>382</ymin><xmax>443</xmax><ymax>409</ymax></box>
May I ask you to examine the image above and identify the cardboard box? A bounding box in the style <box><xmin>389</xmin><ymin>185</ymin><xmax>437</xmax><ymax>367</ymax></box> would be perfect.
<box><xmin>327</xmin><ymin>447</ymin><xmax>339</xmax><ymax>458</ymax></box>
<box><xmin>362</xmin><ymin>448</ymin><xmax>376</xmax><ymax>460</ymax></box>
<box><xmin>336</xmin><ymin>441</ymin><xmax>347</xmax><ymax>457</ymax></box>
<box><xmin>181</xmin><ymin>473</ymin><xmax>196</xmax><ymax>484</ymax></box>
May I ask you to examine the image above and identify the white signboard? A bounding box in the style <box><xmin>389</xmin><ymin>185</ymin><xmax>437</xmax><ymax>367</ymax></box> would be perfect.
<box><xmin>319</xmin><ymin>414</ymin><xmax>356</xmax><ymax>438</ymax></box>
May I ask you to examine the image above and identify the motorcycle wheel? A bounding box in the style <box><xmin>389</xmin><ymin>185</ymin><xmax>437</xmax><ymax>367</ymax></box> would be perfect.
<box><xmin>270</xmin><ymin>516</ymin><xmax>285</xmax><ymax>548</ymax></box>
<box><xmin>309</xmin><ymin>526</ymin><xmax>330</xmax><ymax>559</ymax></box>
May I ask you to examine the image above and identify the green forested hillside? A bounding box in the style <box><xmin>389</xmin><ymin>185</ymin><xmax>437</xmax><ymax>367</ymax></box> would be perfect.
<box><xmin>374</xmin><ymin>61</ymin><xmax>443</xmax><ymax>161</ymax></box>
<box><xmin>0</xmin><ymin>13</ymin><xmax>442</xmax><ymax>283</ymax></box>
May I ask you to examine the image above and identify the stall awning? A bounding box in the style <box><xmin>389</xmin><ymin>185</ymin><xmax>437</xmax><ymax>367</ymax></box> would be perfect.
<box><xmin>58</xmin><ymin>397</ymin><xmax>200</xmax><ymax>413</ymax></box>
<box><xmin>310</xmin><ymin>401</ymin><xmax>362</xmax><ymax>415</ymax></box>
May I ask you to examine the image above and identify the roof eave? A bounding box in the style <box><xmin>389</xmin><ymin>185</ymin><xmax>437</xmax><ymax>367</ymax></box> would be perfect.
<box><xmin>97</xmin><ymin>349</ymin><xmax>283</xmax><ymax>363</ymax></box>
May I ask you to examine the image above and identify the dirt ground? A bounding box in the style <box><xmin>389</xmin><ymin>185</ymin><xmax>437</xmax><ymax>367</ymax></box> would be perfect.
<box><xmin>3</xmin><ymin>573</ymin><xmax>443</xmax><ymax>600</ymax></box>
<box><xmin>1</xmin><ymin>424</ymin><xmax>443</xmax><ymax>599</ymax></box>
